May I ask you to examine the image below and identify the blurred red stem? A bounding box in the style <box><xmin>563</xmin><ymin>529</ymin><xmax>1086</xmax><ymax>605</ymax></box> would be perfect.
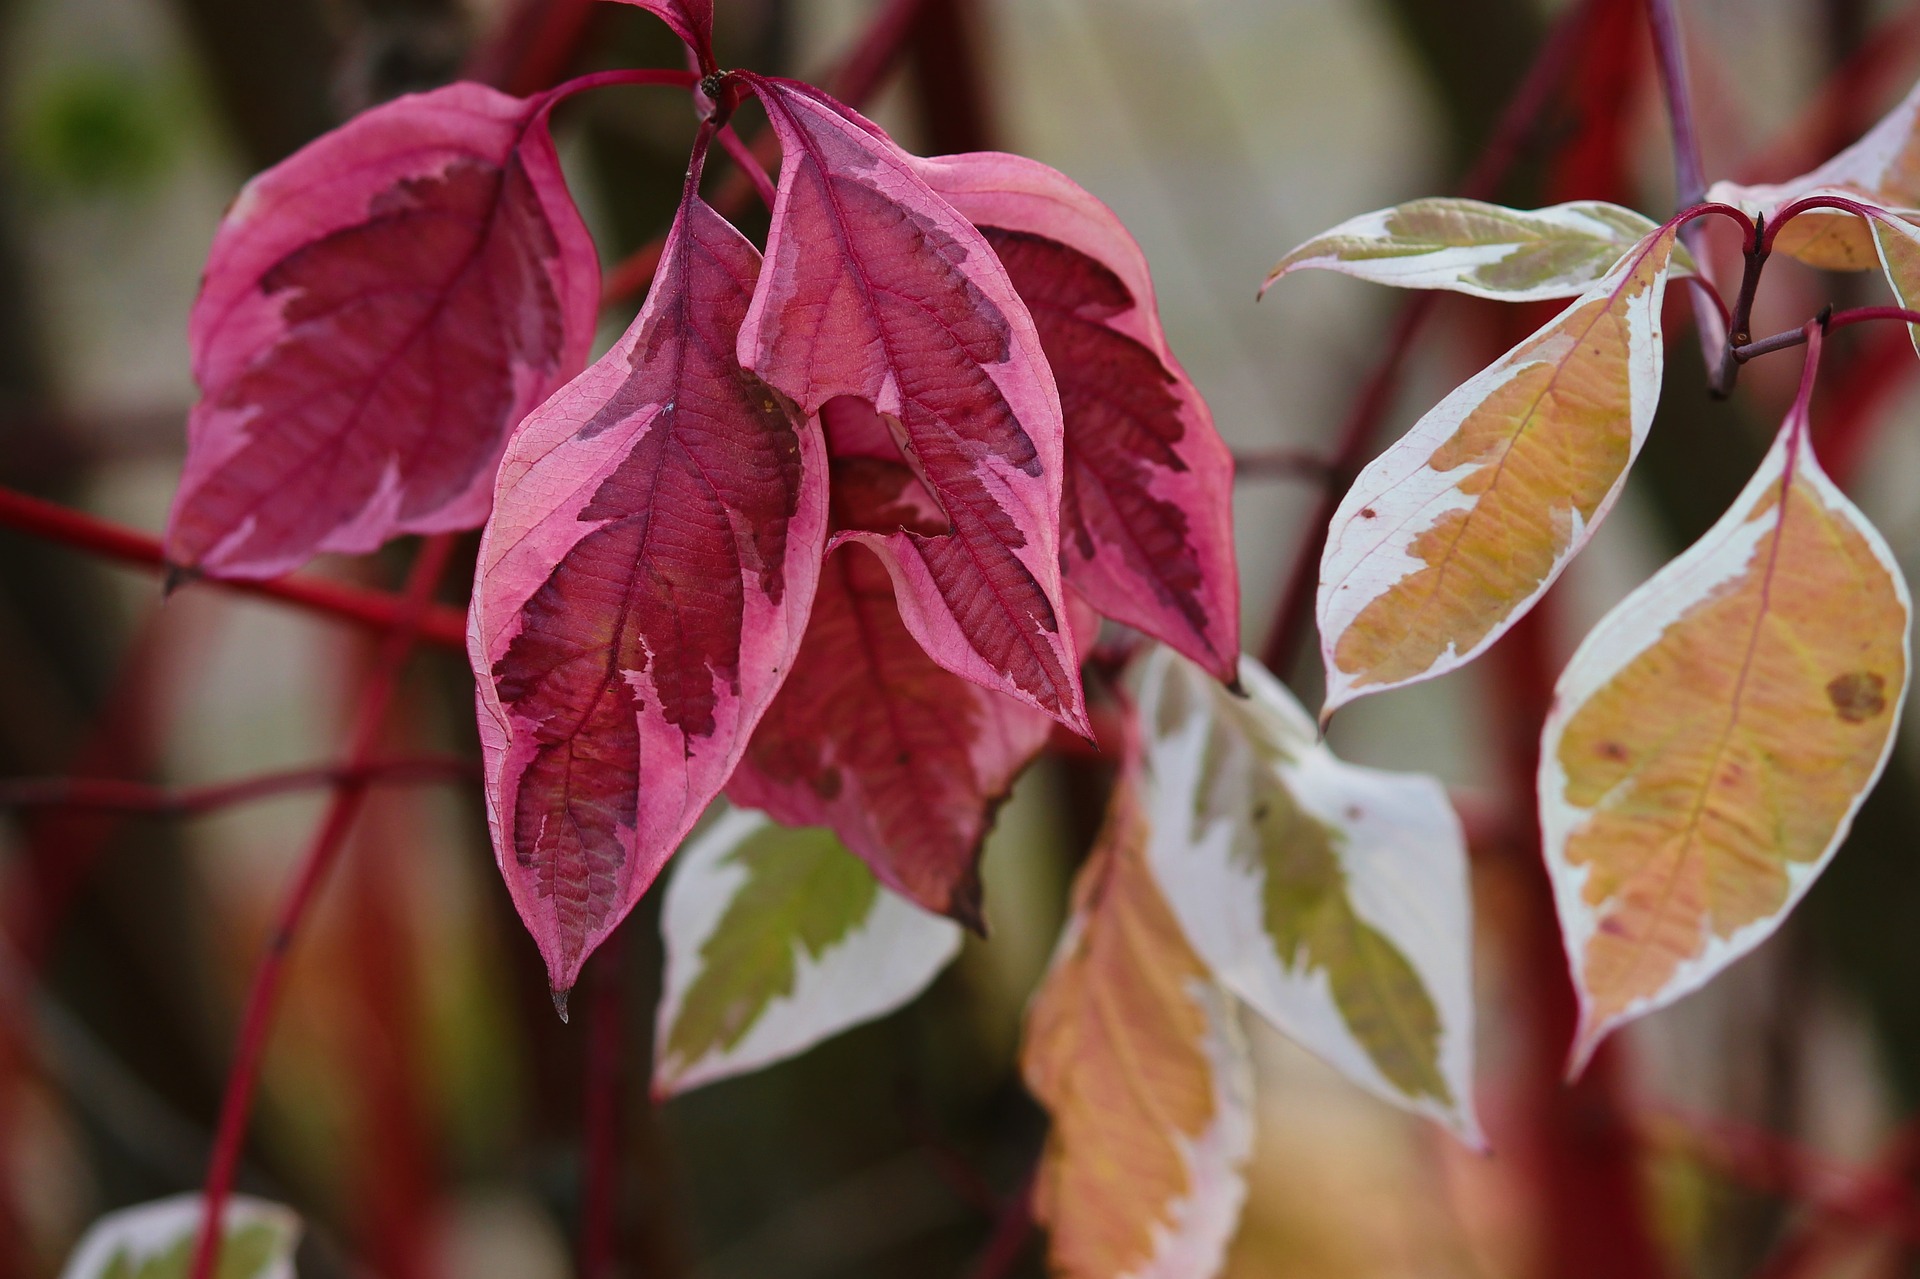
<box><xmin>188</xmin><ymin>534</ymin><xmax>457</xmax><ymax>1279</ymax></box>
<box><xmin>1646</xmin><ymin>0</ymin><xmax>1731</xmax><ymax>385</ymax></box>
<box><xmin>962</xmin><ymin>1171</ymin><xmax>1035</xmax><ymax>1279</ymax></box>
<box><xmin>1646</xmin><ymin>1106</ymin><xmax>1920</xmax><ymax>1251</ymax></box>
<box><xmin>0</xmin><ymin>486</ymin><xmax>467</xmax><ymax>648</ymax></box>
<box><xmin>718</xmin><ymin>124</ymin><xmax>778</xmax><ymax>210</ymax></box>
<box><xmin>580</xmin><ymin>935</ymin><xmax>628</xmax><ymax>1279</ymax></box>
<box><xmin>0</xmin><ymin>756</ymin><xmax>476</xmax><ymax>816</ymax></box>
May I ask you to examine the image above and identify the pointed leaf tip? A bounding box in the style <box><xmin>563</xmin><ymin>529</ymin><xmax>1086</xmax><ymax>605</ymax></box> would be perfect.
<box><xmin>1540</xmin><ymin>338</ymin><xmax>1909</xmax><ymax>1059</ymax></box>
<box><xmin>551</xmin><ymin>986</ymin><xmax>570</xmax><ymax>1023</ymax></box>
<box><xmin>1268</xmin><ymin>198</ymin><xmax>1675</xmax><ymax>301</ymax></box>
<box><xmin>1317</xmin><ymin>226</ymin><xmax>1678</xmax><ymax>710</ymax></box>
<box><xmin>472</xmin><ymin>191</ymin><xmax>827</xmax><ymax>990</ymax></box>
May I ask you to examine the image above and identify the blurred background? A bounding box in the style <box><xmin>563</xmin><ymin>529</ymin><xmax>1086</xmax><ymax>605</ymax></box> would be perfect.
<box><xmin>6</xmin><ymin>0</ymin><xmax>1920</xmax><ymax>1275</ymax></box>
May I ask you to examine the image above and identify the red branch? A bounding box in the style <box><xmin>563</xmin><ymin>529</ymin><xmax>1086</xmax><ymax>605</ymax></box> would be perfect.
<box><xmin>0</xmin><ymin>486</ymin><xmax>467</xmax><ymax>650</ymax></box>
<box><xmin>579</xmin><ymin>936</ymin><xmax>628</xmax><ymax>1279</ymax></box>
<box><xmin>188</xmin><ymin>534</ymin><xmax>458</xmax><ymax>1279</ymax></box>
<box><xmin>0</xmin><ymin>756</ymin><xmax>476</xmax><ymax>816</ymax></box>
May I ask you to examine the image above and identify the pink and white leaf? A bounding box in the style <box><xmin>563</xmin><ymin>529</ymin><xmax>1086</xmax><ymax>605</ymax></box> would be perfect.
<box><xmin>918</xmin><ymin>151</ymin><xmax>1241</xmax><ymax>682</ymax></box>
<box><xmin>167</xmin><ymin>82</ymin><xmax>599</xmax><ymax>578</ymax></box>
<box><xmin>472</xmin><ymin>193</ymin><xmax>826</xmax><ymax>994</ymax></box>
<box><xmin>737</xmin><ymin>77</ymin><xmax>1089</xmax><ymax>733</ymax></box>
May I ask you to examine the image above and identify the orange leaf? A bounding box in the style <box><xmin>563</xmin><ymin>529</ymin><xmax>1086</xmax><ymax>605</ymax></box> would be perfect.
<box><xmin>1023</xmin><ymin>768</ymin><xmax>1252</xmax><ymax>1279</ymax></box>
<box><xmin>1541</xmin><ymin>327</ymin><xmax>1911</xmax><ymax>1071</ymax></box>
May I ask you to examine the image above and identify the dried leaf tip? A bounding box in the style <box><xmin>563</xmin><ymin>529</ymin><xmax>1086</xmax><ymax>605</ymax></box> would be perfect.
<box><xmin>550</xmin><ymin>986</ymin><xmax>571</xmax><ymax>1024</ymax></box>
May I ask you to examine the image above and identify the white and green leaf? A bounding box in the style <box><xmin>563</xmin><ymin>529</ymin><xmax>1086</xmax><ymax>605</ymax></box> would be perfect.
<box><xmin>61</xmin><ymin>1195</ymin><xmax>300</xmax><ymax>1279</ymax></box>
<box><xmin>653</xmin><ymin>807</ymin><xmax>964</xmax><ymax>1096</ymax></box>
<box><xmin>1265</xmin><ymin>197</ymin><xmax>1688</xmax><ymax>301</ymax></box>
<box><xmin>1135</xmin><ymin>647</ymin><xmax>1480</xmax><ymax>1143</ymax></box>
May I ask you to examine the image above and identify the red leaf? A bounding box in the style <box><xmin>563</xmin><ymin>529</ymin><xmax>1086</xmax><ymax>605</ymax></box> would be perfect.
<box><xmin>166</xmin><ymin>83</ymin><xmax>600</xmax><ymax>579</ymax></box>
<box><xmin>737</xmin><ymin>77</ymin><xmax>1090</xmax><ymax>734</ymax></box>
<box><xmin>472</xmin><ymin>189</ymin><xmax>826</xmax><ymax>992</ymax></box>
<box><xmin>920</xmin><ymin>153</ymin><xmax>1241</xmax><ymax>681</ymax></box>
<box><xmin>728</xmin><ymin>406</ymin><xmax>1090</xmax><ymax>923</ymax></box>
<box><xmin>605</xmin><ymin>0</ymin><xmax>714</xmax><ymax>69</ymax></box>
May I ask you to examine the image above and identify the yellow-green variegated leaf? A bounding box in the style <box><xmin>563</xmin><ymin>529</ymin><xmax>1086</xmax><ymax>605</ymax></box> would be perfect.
<box><xmin>1265</xmin><ymin>198</ymin><xmax>1689</xmax><ymax>301</ymax></box>
<box><xmin>1707</xmin><ymin>79</ymin><xmax>1920</xmax><ymax>271</ymax></box>
<box><xmin>1136</xmin><ymin>648</ymin><xmax>1480</xmax><ymax>1142</ymax></box>
<box><xmin>1542</xmin><ymin>349</ymin><xmax>1910</xmax><ymax>1072</ymax></box>
<box><xmin>1024</xmin><ymin>766</ymin><xmax>1252</xmax><ymax>1279</ymax></box>
<box><xmin>1318</xmin><ymin>226</ymin><xmax>1678</xmax><ymax>717</ymax></box>
<box><xmin>61</xmin><ymin>1196</ymin><xmax>300</xmax><ymax>1279</ymax></box>
<box><xmin>653</xmin><ymin>807</ymin><xmax>962</xmax><ymax>1096</ymax></box>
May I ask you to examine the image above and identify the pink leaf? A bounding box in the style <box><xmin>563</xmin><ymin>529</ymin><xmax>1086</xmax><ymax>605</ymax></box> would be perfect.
<box><xmin>166</xmin><ymin>83</ymin><xmax>600</xmax><ymax>579</ymax></box>
<box><xmin>728</xmin><ymin>426</ymin><xmax>1079</xmax><ymax>925</ymax></box>
<box><xmin>471</xmin><ymin>188</ymin><xmax>827</xmax><ymax>994</ymax></box>
<box><xmin>920</xmin><ymin>152</ymin><xmax>1241</xmax><ymax>682</ymax></box>
<box><xmin>737</xmin><ymin>77</ymin><xmax>1090</xmax><ymax>734</ymax></box>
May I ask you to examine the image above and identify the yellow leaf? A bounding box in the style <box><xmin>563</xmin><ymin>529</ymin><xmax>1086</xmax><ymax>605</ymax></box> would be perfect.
<box><xmin>1024</xmin><ymin>772</ymin><xmax>1252</xmax><ymax>1279</ymax></box>
<box><xmin>1318</xmin><ymin>227</ymin><xmax>1677</xmax><ymax>717</ymax></box>
<box><xmin>1541</xmin><ymin>329</ymin><xmax>1910</xmax><ymax>1070</ymax></box>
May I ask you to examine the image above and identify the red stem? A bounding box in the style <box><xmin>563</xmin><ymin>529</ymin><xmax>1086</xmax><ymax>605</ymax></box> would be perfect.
<box><xmin>0</xmin><ymin>756</ymin><xmax>476</xmax><ymax>816</ymax></box>
<box><xmin>599</xmin><ymin>0</ymin><xmax>936</xmax><ymax>304</ymax></box>
<box><xmin>579</xmin><ymin>936</ymin><xmax>628</xmax><ymax>1279</ymax></box>
<box><xmin>548</xmin><ymin>67</ymin><xmax>699</xmax><ymax>105</ymax></box>
<box><xmin>1644</xmin><ymin>1106</ymin><xmax>1920</xmax><ymax>1249</ymax></box>
<box><xmin>962</xmin><ymin>1171</ymin><xmax>1035</xmax><ymax>1279</ymax></box>
<box><xmin>0</xmin><ymin>486</ymin><xmax>467</xmax><ymax>649</ymax></box>
<box><xmin>1646</xmin><ymin>0</ymin><xmax>1733</xmax><ymax>387</ymax></box>
<box><xmin>1735</xmin><ymin>306</ymin><xmax>1920</xmax><ymax>362</ymax></box>
<box><xmin>718</xmin><ymin>124</ymin><xmax>778</xmax><ymax>211</ymax></box>
<box><xmin>187</xmin><ymin>534</ymin><xmax>457</xmax><ymax>1279</ymax></box>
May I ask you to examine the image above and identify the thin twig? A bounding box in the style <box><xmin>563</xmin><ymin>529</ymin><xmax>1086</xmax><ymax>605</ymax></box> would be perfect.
<box><xmin>0</xmin><ymin>486</ymin><xmax>468</xmax><ymax>649</ymax></box>
<box><xmin>718</xmin><ymin>124</ymin><xmax>778</xmax><ymax>211</ymax></box>
<box><xmin>1646</xmin><ymin>0</ymin><xmax>1732</xmax><ymax>387</ymax></box>
<box><xmin>1733</xmin><ymin>305</ymin><xmax>1920</xmax><ymax>362</ymax></box>
<box><xmin>0</xmin><ymin>757</ymin><xmax>477</xmax><ymax>816</ymax></box>
<box><xmin>188</xmin><ymin>534</ymin><xmax>458</xmax><ymax>1279</ymax></box>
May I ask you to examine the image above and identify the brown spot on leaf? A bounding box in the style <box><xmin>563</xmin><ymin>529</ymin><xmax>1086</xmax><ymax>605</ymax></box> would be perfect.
<box><xmin>1596</xmin><ymin>740</ymin><xmax>1629</xmax><ymax>763</ymax></box>
<box><xmin>1827</xmin><ymin>672</ymin><xmax>1888</xmax><ymax>723</ymax></box>
<box><xmin>1360</xmin><ymin>507</ymin><xmax>1378</xmax><ymax>519</ymax></box>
